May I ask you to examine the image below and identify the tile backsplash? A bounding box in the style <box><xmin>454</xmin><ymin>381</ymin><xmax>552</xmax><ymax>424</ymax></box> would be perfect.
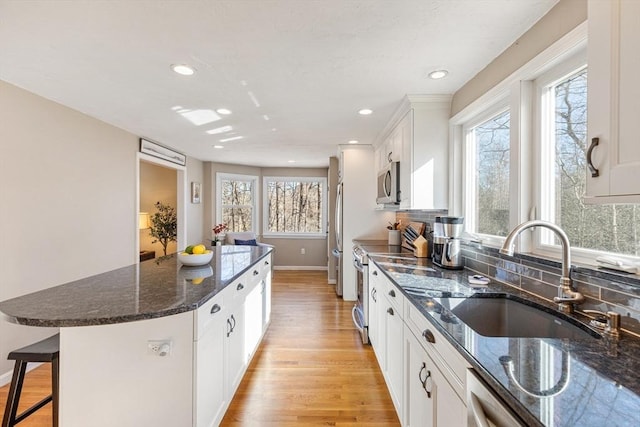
<box><xmin>396</xmin><ymin>209</ymin><xmax>640</xmax><ymax>337</ymax></box>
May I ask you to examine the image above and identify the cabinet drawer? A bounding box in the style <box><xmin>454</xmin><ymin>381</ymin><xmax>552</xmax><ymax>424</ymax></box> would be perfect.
<box><xmin>384</xmin><ymin>280</ymin><xmax>404</xmax><ymax>318</ymax></box>
<box><xmin>405</xmin><ymin>300</ymin><xmax>469</xmax><ymax>396</ymax></box>
<box><xmin>195</xmin><ymin>293</ymin><xmax>225</xmax><ymax>340</ymax></box>
<box><xmin>231</xmin><ymin>271</ymin><xmax>256</xmax><ymax>301</ymax></box>
<box><xmin>260</xmin><ymin>254</ymin><xmax>272</xmax><ymax>275</ymax></box>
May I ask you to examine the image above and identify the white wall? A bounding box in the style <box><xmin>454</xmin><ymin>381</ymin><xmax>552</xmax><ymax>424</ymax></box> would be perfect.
<box><xmin>0</xmin><ymin>80</ymin><xmax>204</xmax><ymax>380</ymax></box>
<box><xmin>451</xmin><ymin>0</ymin><xmax>587</xmax><ymax>116</ymax></box>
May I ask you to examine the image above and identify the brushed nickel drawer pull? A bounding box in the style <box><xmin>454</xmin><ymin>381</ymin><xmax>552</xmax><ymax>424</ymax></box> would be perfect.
<box><xmin>422</xmin><ymin>329</ymin><xmax>435</xmax><ymax>344</ymax></box>
<box><xmin>210</xmin><ymin>304</ymin><xmax>221</xmax><ymax>314</ymax></box>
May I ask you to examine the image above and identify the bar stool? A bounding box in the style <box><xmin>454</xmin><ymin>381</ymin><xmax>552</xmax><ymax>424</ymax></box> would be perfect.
<box><xmin>2</xmin><ymin>334</ymin><xmax>59</xmax><ymax>427</ymax></box>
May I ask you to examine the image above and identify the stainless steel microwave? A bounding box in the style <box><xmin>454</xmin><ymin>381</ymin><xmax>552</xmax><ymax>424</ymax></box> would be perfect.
<box><xmin>376</xmin><ymin>161</ymin><xmax>400</xmax><ymax>204</ymax></box>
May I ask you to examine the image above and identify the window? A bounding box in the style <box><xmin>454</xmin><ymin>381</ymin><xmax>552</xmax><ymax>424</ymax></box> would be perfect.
<box><xmin>539</xmin><ymin>67</ymin><xmax>640</xmax><ymax>256</ymax></box>
<box><xmin>464</xmin><ymin>108</ymin><xmax>511</xmax><ymax>237</ymax></box>
<box><xmin>263</xmin><ymin>177</ymin><xmax>327</xmax><ymax>237</ymax></box>
<box><xmin>217</xmin><ymin>173</ymin><xmax>258</xmax><ymax>232</ymax></box>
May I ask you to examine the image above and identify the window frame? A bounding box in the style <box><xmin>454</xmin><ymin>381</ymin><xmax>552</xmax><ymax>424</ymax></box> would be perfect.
<box><xmin>462</xmin><ymin>101</ymin><xmax>512</xmax><ymax>244</ymax></box>
<box><xmin>533</xmin><ymin>52</ymin><xmax>589</xmax><ymax>262</ymax></box>
<box><xmin>216</xmin><ymin>172</ymin><xmax>259</xmax><ymax>234</ymax></box>
<box><xmin>262</xmin><ymin>176</ymin><xmax>328</xmax><ymax>239</ymax></box>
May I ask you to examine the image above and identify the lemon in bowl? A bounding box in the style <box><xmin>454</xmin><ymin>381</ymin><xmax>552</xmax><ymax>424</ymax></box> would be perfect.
<box><xmin>178</xmin><ymin>245</ymin><xmax>213</xmax><ymax>266</ymax></box>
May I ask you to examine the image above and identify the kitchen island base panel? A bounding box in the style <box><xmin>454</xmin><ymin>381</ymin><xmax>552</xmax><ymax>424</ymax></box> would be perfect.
<box><xmin>59</xmin><ymin>312</ymin><xmax>194</xmax><ymax>427</ymax></box>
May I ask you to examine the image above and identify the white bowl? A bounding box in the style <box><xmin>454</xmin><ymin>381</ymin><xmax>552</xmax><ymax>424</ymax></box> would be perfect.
<box><xmin>179</xmin><ymin>265</ymin><xmax>214</xmax><ymax>281</ymax></box>
<box><xmin>177</xmin><ymin>250</ymin><xmax>213</xmax><ymax>266</ymax></box>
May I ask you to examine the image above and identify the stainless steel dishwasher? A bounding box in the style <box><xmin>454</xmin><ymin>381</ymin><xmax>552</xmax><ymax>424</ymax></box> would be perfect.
<box><xmin>467</xmin><ymin>369</ymin><xmax>525</xmax><ymax>427</ymax></box>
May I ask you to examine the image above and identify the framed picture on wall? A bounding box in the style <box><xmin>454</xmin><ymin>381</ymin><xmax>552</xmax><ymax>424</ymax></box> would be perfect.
<box><xmin>191</xmin><ymin>182</ymin><xmax>201</xmax><ymax>204</ymax></box>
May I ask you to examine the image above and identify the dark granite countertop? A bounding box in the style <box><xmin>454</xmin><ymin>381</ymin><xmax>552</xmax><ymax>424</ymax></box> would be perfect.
<box><xmin>369</xmin><ymin>254</ymin><xmax>640</xmax><ymax>427</ymax></box>
<box><xmin>0</xmin><ymin>246</ymin><xmax>272</xmax><ymax>327</ymax></box>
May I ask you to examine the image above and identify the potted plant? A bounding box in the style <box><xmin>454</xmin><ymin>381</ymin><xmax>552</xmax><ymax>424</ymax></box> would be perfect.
<box><xmin>149</xmin><ymin>201</ymin><xmax>177</xmax><ymax>256</ymax></box>
<box><xmin>212</xmin><ymin>223</ymin><xmax>227</xmax><ymax>246</ymax></box>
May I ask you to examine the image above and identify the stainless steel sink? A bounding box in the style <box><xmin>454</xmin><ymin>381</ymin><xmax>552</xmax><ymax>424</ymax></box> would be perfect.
<box><xmin>435</xmin><ymin>297</ymin><xmax>600</xmax><ymax>340</ymax></box>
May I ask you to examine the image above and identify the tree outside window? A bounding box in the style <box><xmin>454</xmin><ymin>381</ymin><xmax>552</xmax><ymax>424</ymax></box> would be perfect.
<box><xmin>468</xmin><ymin>110</ymin><xmax>511</xmax><ymax>237</ymax></box>
<box><xmin>545</xmin><ymin>68</ymin><xmax>640</xmax><ymax>255</ymax></box>
<box><xmin>218</xmin><ymin>174</ymin><xmax>257</xmax><ymax>233</ymax></box>
<box><xmin>264</xmin><ymin>177</ymin><xmax>326</xmax><ymax>236</ymax></box>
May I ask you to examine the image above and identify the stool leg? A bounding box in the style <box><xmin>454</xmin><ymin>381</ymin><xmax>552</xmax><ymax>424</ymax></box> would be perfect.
<box><xmin>2</xmin><ymin>360</ymin><xmax>27</xmax><ymax>427</ymax></box>
<box><xmin>51</xmin><ymin>357</ymin><xmax>59</xmax><ymax>427</ymax></box>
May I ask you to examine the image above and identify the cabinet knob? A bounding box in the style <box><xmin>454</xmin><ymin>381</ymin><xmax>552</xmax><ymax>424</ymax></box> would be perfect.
<box><xmin>387</xmin><ymin>307</ymin><xmax>394</xmax><ymax>316</ymax></box>
<box><xmin>210</xmin><ymin>304</ymin><xmax>221</xmax><ymax>314</ymax></box>
<box><xmin>237</xmin><ymin>283</ymin><xmax>244</xmax><ymax>291</ymax></box>
<box><xmin>265</xmin><ymin>260</ymin><xmax>270</xmax><ymax>266</ymax></box>
<box><xmin>388</xmin><ymin>289</ymin><xmax>396</xmax><ymax>298</ymax></box>
<box><xmin>372</xmin><ymin>270</ymin><xmax>378</xmax><ymax>276</ymax></box>
<box><xmin>422</xmin><ymin>329</ymin><xmax>435</xmax><ymax>344</ymax></box>
<box><xmin>253</xmin><ymin>270</ymin><xmax>259</xmax><ymax>276</ymax></box>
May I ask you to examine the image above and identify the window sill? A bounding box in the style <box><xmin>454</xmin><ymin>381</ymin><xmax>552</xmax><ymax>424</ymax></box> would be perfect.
<box><xmin>263</xmin><ymin>234</ymin><xmax>327</xmax><ymax>240</ymax></box>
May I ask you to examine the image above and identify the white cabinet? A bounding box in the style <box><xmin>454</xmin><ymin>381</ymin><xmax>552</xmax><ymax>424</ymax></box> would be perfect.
<box><xmin>384</xmin><ymin>293</ymin><xmax>404</xmax><ymax>418</ymax></box>
<box><xmin>586</xmin><ymin>0</ymin><xmax>640</xmax><ymax>202</ymax></box>
<box><xmin>368</xmin><ymin>265</ymin><xmax>381</xmax><ymax>351</ymax></box>
<box><xmin>374</xmin><ymin>95</ymin><xmax>451</xmax><ymax>209</ymax></box>
<box><xmin>337</xmin><ymin>145</ymin><xmax>394</xmax><ymax>301</ymax></box>
<box><xmin>368</xmin><ymin>261</ymin><xmax>471</xmax><ymax>427</ymax></box>
<box><xmin>405</xmin><ymin>324</ymin><xmax>466</xmax><ymax>427</ymax></box>
<box><xmin>225</xmin><ymin>301</ymin><xmax>246</xmax><ymax>396</ymax></box>
<box><xmin>375</xmin><ymin>269</ymin><xmax>405</xmax><ymax>422</ymax></box>
<box><xmin>194</xmin><ymin>296</ymin><xmax>227</xmax><ymax>427</ymax></box>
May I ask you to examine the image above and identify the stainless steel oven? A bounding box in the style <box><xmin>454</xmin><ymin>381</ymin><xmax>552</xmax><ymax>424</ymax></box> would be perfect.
<box><xmin>352</xmin><ymin>245</ymin><xmax>369</xmax><ymax>344</ymax></box>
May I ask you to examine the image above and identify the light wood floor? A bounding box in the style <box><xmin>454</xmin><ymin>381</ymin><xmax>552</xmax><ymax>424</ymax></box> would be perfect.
<box><xmin>0</xmin><ymin>270</ymin><xmax>399</xmax><ymax>426</ymax></box>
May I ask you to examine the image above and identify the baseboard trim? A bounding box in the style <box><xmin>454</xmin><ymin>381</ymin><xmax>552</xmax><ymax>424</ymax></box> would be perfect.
<box><xmin>274</xmin><ymin>266</ymin><xmax>328</xmax><ymax>271</ymax></box>
<box><xmin>0</xmin><ymin>362</ymin><xmax>43</xmax><ymax>387</ymax></box>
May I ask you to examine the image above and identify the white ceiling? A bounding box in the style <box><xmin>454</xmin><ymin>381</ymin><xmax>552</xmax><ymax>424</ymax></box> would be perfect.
<box><xmin>0</xmin><ymin>0</ymin><xmax>558</xmax><ymax>168</ymax></box>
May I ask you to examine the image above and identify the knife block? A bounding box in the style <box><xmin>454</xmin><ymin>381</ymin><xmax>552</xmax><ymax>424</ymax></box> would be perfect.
<box><xmin>413</xmin><ymin>235</ymin><xmax>429</xmax><ymax>258</ymax></box>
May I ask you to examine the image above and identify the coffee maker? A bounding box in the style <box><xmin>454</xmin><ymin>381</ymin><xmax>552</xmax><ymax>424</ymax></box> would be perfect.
<box><xmin>432</xmin><ymin>216</ymin><xmax>464</xmax><ymax>270</ymax></box>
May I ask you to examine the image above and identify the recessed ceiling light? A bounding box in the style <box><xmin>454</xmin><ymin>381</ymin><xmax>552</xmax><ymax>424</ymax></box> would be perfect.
<box><xmin>263</xmin><ymin>115</ymin><xmax>270</xmax><ymax>121</ymax></box>
<box><xmin>428</xmin><ymin>70</ymin><xmax>449</xmax><ymax>79</ymax></box>
<box><xmin>358</xmin><ymin>109</ymin><xmax>373</xmax><ymax>115</ymax></box>
<box><xmin>171</xmin><ymin>64</ymin><xmax>196</xmax><ymax>76</ymax></box>
<box><xmin>213</xmin><ymin>145</ymin><xmax>224</xmax><ymax>149</ymax></box>
<box><xmin>288</xmin><ymin>160</ymin><xmax>296</xmax><ymax>163</ymax></box>
<box><xmin>219</xmin><ymin>136</ymin><xmax>243</xmax><ymax>143</ymax></box>
<box><xmin>206</xmin><ymin>125</ymin><xmax>233</xmax><ymax>135</ymax></box>
<box><xmin>348</xmin><ymin>140</ymin><xmax>359</xmax><ymax>144</ymax></box>
<box><xmin>216</xmin><ymin>108</ymin><xmax>232</xmax><ymax>115</ymax></box>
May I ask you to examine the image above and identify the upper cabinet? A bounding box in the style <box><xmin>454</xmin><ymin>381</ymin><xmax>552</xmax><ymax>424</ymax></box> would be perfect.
<box><xmin>586</xmin><ymin>0</ymin><xmax>640</xmax><ymax>203</ymax></box>
<box><xmin>375</xmin><ymin>95</ymin><xmax>451</xmax><ymax>209</ymax></box>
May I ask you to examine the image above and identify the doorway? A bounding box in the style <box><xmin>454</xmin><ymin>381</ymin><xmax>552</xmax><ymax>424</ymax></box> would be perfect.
<box><xmin>136</xmin><ymin>153</ymin><xmax>186</xmax><ymax>261</ymax></box>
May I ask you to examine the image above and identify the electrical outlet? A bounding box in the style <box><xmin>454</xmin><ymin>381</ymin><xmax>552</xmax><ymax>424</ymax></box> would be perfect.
<box><xmin>300</xmin><ymin>248</ymin><xmax>306</xmax><ymax>255</ymax></box>
<box><xmin>148</xmin><ymin>340</ymin><xmax>172</xmax><ymax>357</ymax></box>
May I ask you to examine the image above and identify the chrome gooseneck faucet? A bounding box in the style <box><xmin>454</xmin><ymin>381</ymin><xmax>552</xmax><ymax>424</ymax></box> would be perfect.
<box><xmin>499</xmin><ymin>220</ymin><xmax>584</xmax><ymax>313</ymax></box>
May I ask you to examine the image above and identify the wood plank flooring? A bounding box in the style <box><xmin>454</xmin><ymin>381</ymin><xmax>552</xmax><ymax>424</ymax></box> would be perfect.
<box><xmin>0</xmin><ymin>270</ymin><xmax>399</xmax><ymax>426</ymax></box>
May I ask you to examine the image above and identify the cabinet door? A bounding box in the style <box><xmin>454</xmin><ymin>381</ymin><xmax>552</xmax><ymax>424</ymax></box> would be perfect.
<box><xmin>398</xmin><ymin>111</ymin><xmax>412</xmax><ymax>208</ymax></box>
<box><xmin>225</xmin><ymin>307</ymin><xmax>246</xmax><ymax>397</ymax></box>
<box><xmin>406</xmin><ymin>326</ymin><xmax>466</xmax><ymax>427</ymax></box>
<box><xmin>587</xmin><ymin>0</ymin><xmax>640</xmax><ymax>200</ymax></box>
<box><xmin>195</xmin><ymin>302</ymin><xmax>227</xmax><ymax>427</ymax></box>
<box><xmin>368</xmin><ymin>267</ymin><xmax>380</xmax><ymax>349</ymax></box>
<box><xmin>244</xmin><ymin>282</ymin><xmax>263</xmax><ymax>359</ymax></box>
<box><xmin>406</xmin><ymin>327</ymin><xmax>436</xmax><ymax>427</ymax></box>
<box><xmin>261</xmin><ymin>256</ymin><xmax>272</xmax><ymax>330</ymax></box>
<box><xmin>384</xmin><ymin>296</ymin><xmax>404</xmax><ymax>419</ymax></box>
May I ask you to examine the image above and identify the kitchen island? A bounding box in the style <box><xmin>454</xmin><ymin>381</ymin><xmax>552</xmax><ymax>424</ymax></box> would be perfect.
<box><xmin>367</xmin><ymin>252</ymin><xmax>640</xmax><ymax>427</ymax></box>
<box><xmin>0</xmin><ymin>245</ymin><xmax>273</xmax><ymax>427</ymax></box>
